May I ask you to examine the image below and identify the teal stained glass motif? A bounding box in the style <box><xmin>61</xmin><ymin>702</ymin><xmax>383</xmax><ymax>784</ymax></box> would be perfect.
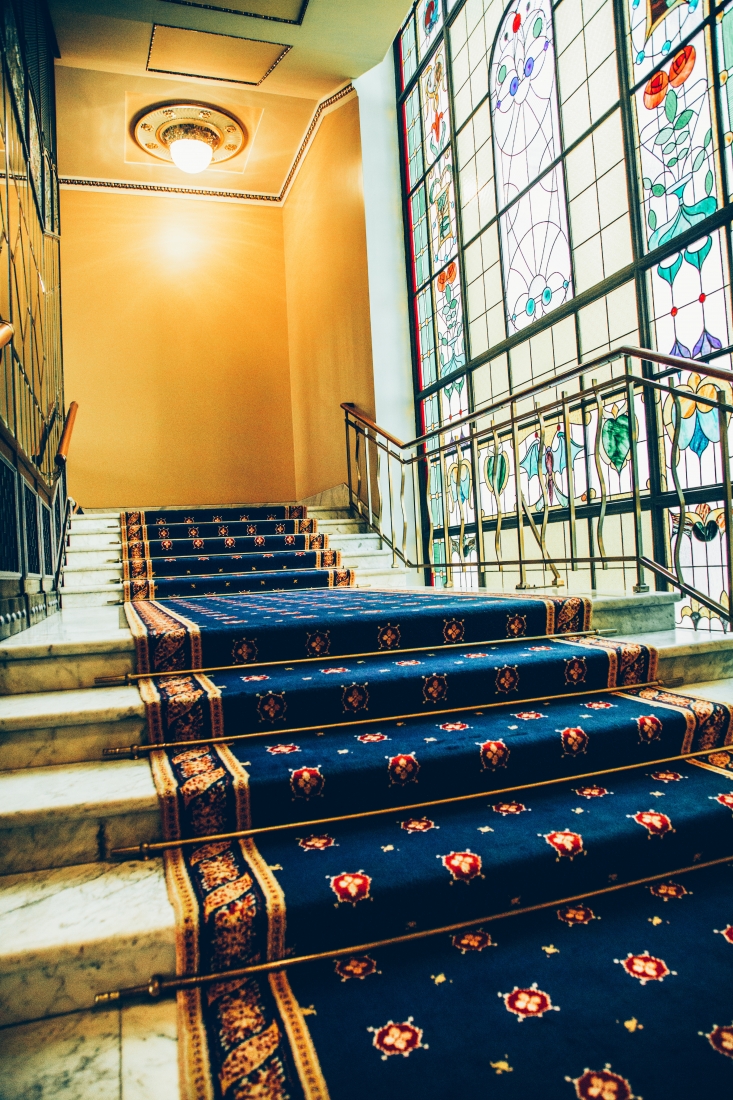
<box><xmin>410</xmin><ymin>186</ymin><xmax>431</xmax><ymax>289</ymax></box>
<box><xmin>421</xmin><ymin>44</ymin><xmax>451</xmax><ymax>169</ymax></box>
<box><xmin>435</xmin><ymin>259</ymin><xmax>466</xmax><ymax>378</ymax></box>
<box><xmin>636</xmin><ymin>32</ymin><xmax>717</xmax><ymax>255</ymax></box>
<box><xmin>416</xmin><ymin>285</ymin><xmax>438</xmax><ymax>388</ymax></box>
<box><xmin>717</xmin><ymin>5</ymin><xmax>733</xmax><ymax>197</ymax></box>
<box><xmin>427</xmin><ymin>148</ymin><xmax>458</xmax><ymax>272</ymax></box>
<box><xmin>401</xmin><ymin>14</ymin><xmax>418</xmax><ymax>88</ymax></box>
<box><xmin>627</xmin><ymin>0</ymin><xmax>703</xmax><ymax>83</ymax></box>
<box><xmin>404</xmin><ymin>85</ymin><xmax>424</xmax><ymax>191</ymax></box>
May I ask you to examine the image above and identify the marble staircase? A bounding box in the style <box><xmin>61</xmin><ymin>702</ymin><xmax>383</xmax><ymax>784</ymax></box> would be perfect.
<box><xmin>1</xmin><ymin>590</ymin><xmax>733</xmax><ymax>1097</ymax></box>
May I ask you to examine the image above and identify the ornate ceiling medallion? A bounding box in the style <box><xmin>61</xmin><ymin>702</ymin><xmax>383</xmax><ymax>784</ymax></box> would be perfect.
<box><xmin>133</xmin><ymin>103</ymin><xmax>246</xmax><ymax>168</ymax></box>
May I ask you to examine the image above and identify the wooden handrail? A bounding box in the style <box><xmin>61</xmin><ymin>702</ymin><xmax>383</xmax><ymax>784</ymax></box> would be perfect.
<box><xmin>0</xmin><ymin>321</ymin><xmax>14</xmax><ymax>351</ymax></box>
<box><xmin>55</xmin><ymin>401</ymin><xmax>78</xmax><ymax>468</ymax></box>
<box><xmin>340</xmin><ymin>402</ymin><xmax>406</xmax><ymax>448</ymax></box>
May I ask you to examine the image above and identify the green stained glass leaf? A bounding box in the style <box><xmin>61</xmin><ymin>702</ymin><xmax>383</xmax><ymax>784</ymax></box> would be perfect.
<box><xmin>704</xmin><ymin>127</ymin><xmax>713</xmax><ymax>148</ymax></box>
<box><xmin>532</xmin><ymin>16</ymin><xmax>543</xmax><ymax>36</ymax></box>
<box><xmin>643</xmin><ymin>176</ymin><xmax>652</xmax><ymax>189</ymax></box>
<box><xmin>674</xmin><ymin>108</ymin><xmax>694</xmax><ymax>130</ymax></box>
<box><xmin>654</xmin><ymin>126</ymin><xmax>674</xmax><ymax>145</ymax></box>
<box><xmin>667</xmin><ymin>157</ymin><xmax>678</xmax><ymax>167</ymax></box>
<box><xmin>692</xmin><ymin>149</ymin><xmax>706</xmax><ymax>172</ymax></box>
<box><xmin>498</xmin><ymin>63</ymin><xmax>507</xmax><ymax>83</ymax></box>
<box><xmin>651</xmin><ymin>183</ymin><xmax>666</xmax><ymax>197</ymax></box>
<box><xmin>602</xmin><ymin>414</ymin><xmax>630</xmax><ymax>472</ymax></box>
<box><xmin>684</xmin><ymin>236</ymin><xmax>712</xmax><ymax>270</ymax></box>
<box><xmin>665</xmin><ymin>89</ymin><xmax>678</xmax><ymax>122</ymax></box>
<box><xmin>648</xmin><ymin>209</ymin><xmax>657</xmax><ymax>230</ymax></box>
<box><xmin>675</xmin><ymin>130</ymin><xmax>689</xmax><ymax>145</ymax></box>
<box><xmin>705</xmin><ymin>169</ymin><xmax>714</xmax><ymax>195</ymax></box>
<box><xmin>662</xmin><ymin>141</ymin><xmax>676</xmax><ymax>154</ymax></box>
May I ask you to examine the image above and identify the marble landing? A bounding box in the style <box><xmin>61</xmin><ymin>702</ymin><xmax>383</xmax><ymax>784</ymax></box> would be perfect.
<box><xmin>0</xmin><ymin>685</ymin><xmax>145</xmax><ymax>769</ymax></box>
<box><xmin>612</xmin><ymin>626</ymin><xmax>733</xmax><ymax>684</ymax></box>
<box><xmin>0</xmin><ymin>607</ymin><xmax>134</xmax><ymax>694</ymax></box>
<box><xmin>0</xmin><ymin>1000</ymin><xmax>178</xmax><ymax>1100</ymax></box>
<box><xmin>0</xmin><ymin>858</ymin><xmax>175</xmax><ymax>1027</ymax></box>
<box><xmin>0</xmin><ymin>759</ymin><xmax>160</xmax><ymax>874</ymax></box>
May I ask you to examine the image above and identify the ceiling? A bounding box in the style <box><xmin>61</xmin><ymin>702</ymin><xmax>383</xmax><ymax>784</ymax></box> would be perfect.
<box><xmin>51</xmin><ymin>0</ymin><xmax>409</xmax><ymax>198</ymax></box>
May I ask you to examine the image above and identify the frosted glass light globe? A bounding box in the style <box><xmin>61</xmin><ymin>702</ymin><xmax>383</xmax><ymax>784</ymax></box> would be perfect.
<box><xmin>169</xmin><ymin>138</ymin><xmax>213</xmax><ymax>174</ymax></box>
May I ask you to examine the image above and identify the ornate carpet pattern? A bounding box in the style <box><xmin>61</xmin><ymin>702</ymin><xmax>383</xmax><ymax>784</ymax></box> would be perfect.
<box><xmin>120</xmin><ymin>506</ymin><xmax>353</xmax><ymax>601</ymax></box>
<box><xmin>127</xmin><ymin>586</ymin><xmax>733</xmax><ymax>1098</ymax></box>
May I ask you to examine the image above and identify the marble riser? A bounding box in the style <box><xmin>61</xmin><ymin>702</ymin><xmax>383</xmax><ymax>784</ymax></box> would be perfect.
<box><xmin>306</xmin><ymin>509</ymin><xmax>353</xmax><ymax>520</ymax></box>
<box><xmin>69</xmin><ymin>534</ymin><xmax>123</xmax><ymax>551</ymax></box>
<box><xmin>66</xmin><ymin>550</ymin><xmax>124</xmax><ymax>568</ymax></box>
<box><xmin>69</xmin><ymin>522</ymin><xmax>121</xmax><ymax>536</ymax></box>
<box><xmin>0</xmin><ymin>858</ymin><xmax>175</xmax><ymax>1027</ymax></box>
<box><xmin>63</xmin><ymin>569</ymin><xmax>124</xmax><ymax>587</ymax></box>
<box><xmin>0</xmin><ymin>1000</ymin><xmax>179</xmax><ymax>1100</ymax></box>
<box><xmin>315</xmin><ymin>521</ymin><xmax>368</xmax><ymax>535</ymax></box>
<box><xmin>0</xmin><ymin>650</ymin><xmax>135</xmax><ymax>694</ymax></box>
<box><xmin>61</xmin><ymin>589</ymin><xmax>124</xmax><ymax>609</ymax></box>
<box><xmin>657</xmin><ymin>645</ymin><xmax>733</xmax><ymax>685</ymax></box>
<box><xmin>0</xmin><ymin>809</ymin><xmax>161</xmax><ymax>875</ymax></box>
<box><xmin>0</xmin><ymin>716</ymin><xmax>147</xmax><ymax>770</ymax></box>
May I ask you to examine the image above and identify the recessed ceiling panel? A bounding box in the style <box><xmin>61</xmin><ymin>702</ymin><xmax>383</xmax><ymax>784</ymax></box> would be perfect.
<box><xmin>158</xmin><ymin>0</ymin><xmax>308</xmax><ymax>24</ymax></box>
<box><xmin>147</xmin><ymin>24</ymin><xmax>291</xmax><ymax>85</ymax></box>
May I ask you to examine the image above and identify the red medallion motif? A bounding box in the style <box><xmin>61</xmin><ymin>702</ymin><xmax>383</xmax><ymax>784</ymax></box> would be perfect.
<box><xmin>574</xmin><ymin>785</ymin><xmax>609</xmax><ymax>799</ymax></box>
<box><xmin>571</xmin><ymin>1068</ymin><xmax>634</xmax><ymax>1100</ymax></box>
<box><xmin>342</xmin><ymin>683</ymin><xmax>369</xmax><ymax>713</ymax></box>
<box><xmin>501</xmin><ymin>983</ymin><xmax>558</xmax><ymax>1020</ymax></box>
<box><xmin>632</xmin><ymin>810</ymin><xmax>674</xmax><ymax>837</ymax></box>
<box><xmin>707</xmin><ymin>1023</ymin><xmax>733</xmax><ymax>1058</ymax></box>
<box><xmin>513</xmin><ymin>711</ymin><xmax>547</xmax><ymax>720</ymax></box>
<box><xmin>715</xmin><ymin>792</ymin><xmax>733</xmax><ymax>811</ymax></box>
<box><xmin>257</xmin><ymin>691</ymin><xmax>287</xmax><ymax>723</ymax></box>
<box><xmin>193</xmin><ymin>538</ymin><xmax>204</xmax><ymax>549</ymax></box>
<box><xmin>452</xmin><ymin>929</ymin><xmax>494</xmax><ymax>953</ymax></box>
<box><xmin>651</xmin><ymin>770</ymin><xmax>682</xmax><ymax>783</ymax></box>
<box><xmin>560</xmin><ymin>727</ymin><xmax>589</xmax><ymax>756</ymax></box>
<box><xmin>290</xmin><ymin>766</ymin><xmax>325</xmax><ymax>799</ymax></box>
<box><xmin>495</xmin><ymin>665</ymin><xmax>520</xmax><ymax>693</ymax></box>
<box><xmin>266</xmin><ymin>743</ymin><xmax>299</xmax><ymax>755</ymax></box>
<box><xmin>637</xmin><ymin>714</ymin><xmax>663</xmax><ymax>743</ymax></box>
<box><xmin>396</xmin><ymin>659</ymin><xmax>421</xmax><ymax>666</ymax></box>
<box><xmin>584</xmin><ymin>700</ymin><xmax>615</xmax><ymax>710</ymax></box>
<box><xmin>649</xmin><ymin>881</ymin><xmax>688</xmax><ymax>901</ymax></box>
<box><xmin>564</xmin><ymin>657</ymin><xmax>587</xmax><ymax>685</ymax></box>
<box><xmin>330</xmin><ymin>871</ymin><xmax>372</xmax><ymax>906</ymax></box>
<box><xmin>370</xmin><ymin>1018</ymin><xmax>424</xmax><ymax>1059</ymax></box>
<box><xmin>159</xmin><ymin>528</ymin><xmax>170</xmax><ymax>538</ymax></box>
<box><xmin>218</xmin><ymin>526</ymin><xmax>228</xmax><ymax>535</ymax></box>
<box><xmin>440</xmin><ymin>721</ymin><xmax>470</xmax><ymax>731</ymax></box>
<box><xmin>617</xmin><ymin>951</ymin><xmax>672</xmax><ymax>984</ymax></box>
<box><xmin>479</xmin><ymin>739</ymin><xmax>510</xmax><ymax>770</ymax></box>
<box><xmin>232</xmin><ymin>638</ymin><xmax>259</xmax><ymax>664</ymax></box>
<box><xmin>357</xmin><ymin>732</ymin><xmax>388</xmax><ymax>743</ymax></box>
<box><xmin>241</xmin><ymin>674</ymin><xmax>269</xmax><ymax>682</ymax></box>
<box><xmin>716</xmin><ymin>925</ymin><xmax>733</xmax><ymax>945</ymax></box>
<box><xmin>255</xmin><ymin>535</ymin><xmax>266</xmax><ymax>546</ymax></box>
<box><xmin>377</xmin><ymin>624</ymin><xmax>401</xmax><ymax>649</ymax></box>
<box><xmin>298</xmin><ymin>834</ymin><xmax>334</xmax><ymax>851</ymax></box>
<box><xmin>557</xmin><ymin>904</ymin><xmax>596</xmax><ymax>926</ymax></box>
<box><xmin>401</xmin><ymin>816</ymin><xmax>435</xmax><ymax>833</ymax></box>
<box><xmin>422</xmin><ymin>673</ymin><xmax>448</xmax><ymax>704</ymax></box>
<box><xmin>441</xmin><ymin>849</ymin><xmax>484</xmax><ymax>883</ymax></box>
<box><xmin>543</xmin><ymin>830</ymin><xmax>585</xmax><ymax>860</ymax></box>
<box><xmin>224</xmin><ymin>538</ymin><xmax>235</xmax><ymax>549</ymax></box>
<box><xmin>334</xmin><ymin>955</ymin><xmax>378</xmax><ymax>981</ymax></box>
<box><xmin>388</xmin><ymin>753</ymin><xmax>420</xmax><ymax>785</ymax></box>
<box><xmin>321</xmin><ymin>667</ymin><xmax>350</xmax><ymax>674</ymax></box>
<box><xmin>246</xmin><ymin>525</ymin><xmax>257</xmax><ymax>535</ymax></box>
<box><xmin>465</xmin><ymin>652</ymin><xmax>489</xmax><ymax>659</ymax></box>
<box><xmin>493</xmin><ymin>801</ymin><xmax>527</xmax><ymax>815</ymax></box>
<box><xmin>506</xmin><ymin>613</ymin><xmax>527</xmax><ymax>637</ymax></box>
<box><xmin>529</xmin><ymin>645</ymin><xmax>552</xmax><ymax>651</ymax></box>
<box><xmin>305</xmin><ymin>630</ymin><xmax>330</xmax><ymax>656</ymax></box>
<box><xmin>161</xmin><ymin>539</ymin><xmax>173</xmax><ymax>550</ymax></box>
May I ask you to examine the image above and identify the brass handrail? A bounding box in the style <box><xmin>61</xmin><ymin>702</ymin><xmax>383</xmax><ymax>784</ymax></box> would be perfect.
<box><xmin>55</xmin><ymin>401</ymin><xmax>78</xmax><ymax>468</ymax></box>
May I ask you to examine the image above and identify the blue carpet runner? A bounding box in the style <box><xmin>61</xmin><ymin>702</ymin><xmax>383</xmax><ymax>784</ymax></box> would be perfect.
<box><xmin>120</xmin><ymin>507</ymin><xmax>354</xmax><ymax>601</ymax></box>
<box><xmin>126</xmin><ymin>588</ymin><xmax>733</xmax><ymax>1098</ymax></box>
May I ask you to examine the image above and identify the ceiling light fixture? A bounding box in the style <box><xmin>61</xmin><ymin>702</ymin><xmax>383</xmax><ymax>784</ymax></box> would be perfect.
<box><xmin>133</xmin><ymin>104</ymin><xmax>246</xmax><ymax>174</ymax></box>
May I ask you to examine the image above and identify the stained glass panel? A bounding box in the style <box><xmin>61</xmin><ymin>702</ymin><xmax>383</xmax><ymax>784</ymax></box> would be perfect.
<box><xmin>636</xmin><ymin>32</ymin><xmax>717</xmax><ymax>256</ymax></box>
<box><xmin>401</xmin><ymin>14</ymin><xmax>418</xmax><ymax>89</ymax></box>
<box><xmin>499</xmin><ymin>167</ymin><xmax>573</xmax><ymax>333</ymax></box>
<box><xmin>410</xmin><ymin>185</ymin><xmax>431</xmax><ymax>289</ymax></box>
<box><xmin>490</xmin><ymin>0</ymin><xmax>562</xmax><ymax>209</ymax></box>
<box><xmin>717</xmin><ymin>3</ymin><xmax>733</xmax><ymax>194</ymax></box>
<box><xmin>417</xmin><ymin>0</ymin><xmax>444</xmax><ymax>61</ymax></box>
<box><xmin>416</xmin><ymin>285</ymin><xmax>438</xmax><ymax>388</ymax></box>
<box><xmin>421</xmin><ymin>44</ymin><xmax>451</xmax><ymax>169</ymax></box>
<box><xmin>427</xmin><ymin>148</ymin><xmax>458</xmax><ymax>271</ymax></box>
<box><xmin>434</xmin><ymin>258</ymin><xmax>466</xmax><ymax>377</ymax></box>
<box><xmin>404</xmin><ymin>86</ymin><xmax>424</xmax><ymax>192</ymax></box>
<box><xmin>627</xmin><ymin>0</ymin><xmax>704</xmax><ymax>84</ymax></box>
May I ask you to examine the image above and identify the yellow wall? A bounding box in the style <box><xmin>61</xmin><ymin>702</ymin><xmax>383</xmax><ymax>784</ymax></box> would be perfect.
<box><xmin>60</xmin><ymin>96</ymin><xmax>374</xmax><ymax>508</ymax></box>
<box><xmin>61</xmin><ymin>191</ymin><xmax>296</xmax><ymax>507</ymax></box>
<box><xmin>283</xmin><ymin>98</ymin><xmax>375</xmax><ymax>501</ymax></box>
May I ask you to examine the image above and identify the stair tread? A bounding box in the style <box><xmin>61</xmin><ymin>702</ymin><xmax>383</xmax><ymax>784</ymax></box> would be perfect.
<box><xmin>0</xmin><ymin>685</ymin><xmax>143</xmax><ymax>731</ymax></box>
<box><xmin>0</xmin><ymin>759</ymin><xmax>155</xmax><ymax>824</ymax></box>
<box><xmin>0</xmin><ymin>607</ymin><xmax>132</xmax><ymax>660</ymax></box>
<box><xmin>613</xmin><ymin>626</ymin><xmax>733</xmax><ymax>652</ymax></box>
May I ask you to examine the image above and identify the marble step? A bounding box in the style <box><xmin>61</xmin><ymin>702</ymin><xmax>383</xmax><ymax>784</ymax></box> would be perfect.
<box><xmin>0</xmin><ymin>607</ymin><xmax>134</xmax><ymax>694</ymax></box>
<box><xmin>68</xmin><ymin>532</ymin><xmax>123</xmax><ymax>551</ymax></box>
<box><xmin>70</xmin><ymin>518</ymin><xmax>121</xmax><ymax>535</ymax></box>
<box><xmin>0</xmin><ymin>857</ymin><xmax>175</xmax><ymax>1027</ymax></box>
<box><xmin>613</xmin><ymin>626</ymin><xmax>733</xmax><ymax>685</ymax></box>
<box><xmin>326</xmin><ymin>532</ymin><xmax>385</xmax><ymax>552</ymax></box>
<box><xmin>0</xmin><ymin>758</ymin><xmax>160</xmax><ymax>874</ymax></box>
<box><xmin>66</xmin><ymin>548</ymin><xmax>124</xmax><ymax>568</ymax></box>
<box><xmin>306</xmin><ymin>507</ymin><xmax>353</xmax><ymax>520</ymax></box>
<box><xmin>314</xmin><ymin>519</ymin><xmax>369</xmax><ymax>535</ymax></box>
<box><xmin>61</xmin><ymin>584</ymin><xmax>124</xmax><ymax>608</ymax></box>
<box><xmin>0</xmin><ymin>999</ymin><xmax>179</xmax><ymax>1100</ymax></box>
<box><xmin>63</xmin><ymin>564</ymin><xmax>124</xmax><ymax>587</ymax></box>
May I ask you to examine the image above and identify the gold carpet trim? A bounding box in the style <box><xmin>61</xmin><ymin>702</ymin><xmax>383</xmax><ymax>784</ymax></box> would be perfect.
<box><xmin>269</xmin><ymin>971</ymin><xmax>330</xmax><ymax>1100</ymax></box>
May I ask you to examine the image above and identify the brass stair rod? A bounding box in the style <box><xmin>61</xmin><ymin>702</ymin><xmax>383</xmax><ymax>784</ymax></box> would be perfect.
<box><xmin>94</xmin><ymin>852</ymin><xmax>733</xmax><ymax>1006</ymax></box>
<box><xmin>103</xmin><ymin>678</ymin><xmax>672</xmax><ymax>759</ymax></box>
<box><xmin>95</xmin><ymin>628</ymin><xmax>617</xmax><ymax>686</ymax></box>
<box><xmin>111</xmin><ymin>740</ymin><xmax>728</xmax><ymax>859</ymax></box>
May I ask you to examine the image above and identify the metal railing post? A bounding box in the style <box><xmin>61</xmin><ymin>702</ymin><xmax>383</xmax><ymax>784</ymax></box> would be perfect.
<box><xmin>625</xmin><ymin>360</ymin><xmax>649</xmax><ymax>593</ymax></box>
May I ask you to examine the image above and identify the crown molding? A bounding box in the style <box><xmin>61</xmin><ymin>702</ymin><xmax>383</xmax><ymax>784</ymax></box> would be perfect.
<box><xmin>59</xmin><ymin>83</ymin><xmax>355</xmax><ymax>207</ymax></box>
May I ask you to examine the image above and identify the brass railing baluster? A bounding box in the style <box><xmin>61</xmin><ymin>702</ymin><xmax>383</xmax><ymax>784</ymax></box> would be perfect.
<box><xmin>440</xmin><ymin>432</ymin><xmax>453</xmax><ymax>587</ymax></box>
<box><xmin>624</xmin><ymin>362</ymin><xmax>649</xmax><ymax>593</ymax></box>
<box><xmin>669</xmin><ymin>392</ymin><xmax>686</xmax><ymax>591</ymax></box>
<box><xmin>510</xmin><ymin>399</ymin><xmax>527</xmax><ymax>588</ymax></box>
<box><xmin>469</xmin><ymin>422</ymin><xmax>486</xmax><ymax>586</ymax></box>
<box><xmin>562</xmin><ymin>391</ymin><xmax>577</xmax><ymax>570</ymax></box>
<box><xmin>592</xmin><ymin>380</ymin><xmax>608</xmax><ymax>568</ymax></box>
<box><xmin>364</xmin><ymin>424</ymin><xmax>373</xmax><ymax>531</ymax></box>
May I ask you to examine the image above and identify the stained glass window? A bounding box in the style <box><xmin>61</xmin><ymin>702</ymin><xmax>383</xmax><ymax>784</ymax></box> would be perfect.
<box><xmin>395</xmin><ymin>0</ymin><xmax>733</xmax><ymax>610</ymax></box>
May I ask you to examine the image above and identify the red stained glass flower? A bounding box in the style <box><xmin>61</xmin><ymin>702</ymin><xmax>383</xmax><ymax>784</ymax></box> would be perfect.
<box><xmin>436</xmin><ymin>261</ymin><xmax>457</xmax><ymax>294</ymax></box>
<box><xmin>669</xmin><ymin>44</ymin><xmax>695</xmax><ymax>88</ymax></box>
<box><xmin>643</xmin><ymin>69</ymin><xmax>668</xmax><ymax>109</ymax></box>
